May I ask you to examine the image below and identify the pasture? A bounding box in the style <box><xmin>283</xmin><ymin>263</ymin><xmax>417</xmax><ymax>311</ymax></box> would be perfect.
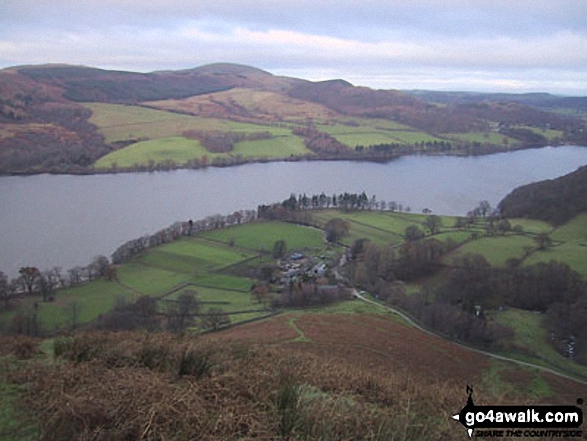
<box><xmin>94</xmin><ymin>137</ymin><xmax>216</xmax><ymax>168</ymax></box>
<box><xmin>201</xmin><ymin>221</ymin><xmax>325</xmax><ymax>252</ymax></box>
<box><xmin>443</xmin><ymin>131</ymin><xmax>515</xmax><ymax>145</ymax></box>
<box><xmin>443</xmin><ymin>235</ymin><xmax>536</xmax><ymax>267</ymax></box>
<box><xmin>0</xmin><ymin>220</ymin><xmax>335</xmax><ymax>332</ymax></box>
<box><xmin>317</xmin><ymin>123</ymin><xmax>445</xmax><ymax>147</ymax></box>
<box><xmin>493</xmin><ymin>308</ymin><xmax>587</xmax><ymax>379</ymax></box>
<box><xmin>312</xmin><ymin>210</ymin><xmax>460</xmax><ymax>245</ymax></box>
<box><xmin>522</xmin><ymin>213</ymin><xmax>587</xmax><ymax>277</ymax></box>
<box><xmin>85</xmin><ymin>103</ymin><xmax>290</xmax><ymax>143</ymax></box>
<box><xmin>232</xmin><ymin>136</ymin><xmax>311</xmax><ymax>158</ymax></box>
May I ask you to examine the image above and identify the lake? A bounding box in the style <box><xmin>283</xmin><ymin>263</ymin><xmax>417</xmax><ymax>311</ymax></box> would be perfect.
<box><xmin>1</xmin><ymin>146</ymin><xmax>587</xmax><ymax>277</ymax></box>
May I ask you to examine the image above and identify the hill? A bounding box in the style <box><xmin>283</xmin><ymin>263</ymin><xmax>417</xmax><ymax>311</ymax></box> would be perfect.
<box><xmin>498</xmin><ymin>165</ymin><xmax>587</xmax><ymax>225</ymax></box>
<box><xmin>1</xmin><ymin>207</ymin><xmax>586</xmax><ymax>439</ymax></box>
<box><xmin>1</xmin><ymin>62</ymin><xmax>587</xmax><ymax>173</ymax></box>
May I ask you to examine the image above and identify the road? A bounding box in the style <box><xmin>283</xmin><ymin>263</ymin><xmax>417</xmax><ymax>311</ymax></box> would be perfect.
<box><xmin>351</xmin><ymin>290</ymin><xmax>587</xmax><ymax>386</ymax></box>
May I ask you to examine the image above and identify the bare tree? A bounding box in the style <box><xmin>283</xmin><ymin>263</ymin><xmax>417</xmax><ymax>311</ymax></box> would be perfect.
<box><xmin>0</xmin><ymin>272</ymin><xmax>9</xmax><ymax>308</ymax></box>
<box><xmin>19</xmin><ymin>267</ymin><xmax>40</xmax><ymax>296</ymax></box>
<box><xmin>202</xmin><ymin>308</ymin><xmax>231</xmax><ymax>331</ymax></box>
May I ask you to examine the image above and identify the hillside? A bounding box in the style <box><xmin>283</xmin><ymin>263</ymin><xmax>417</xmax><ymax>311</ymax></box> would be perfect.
<box><xmin>1</xmin><ymin>63</ymin><xmax>587</xmax><ymax>173</ymax></box>
<box><xmin>498</xmin><ymin>165</ymin><xmax>587</xmax><ymax>225</ymax></box>
<box><xmin>1</xmin><ymin>206</ymin><xmax>587</xmax><ymax>439</ymax></box>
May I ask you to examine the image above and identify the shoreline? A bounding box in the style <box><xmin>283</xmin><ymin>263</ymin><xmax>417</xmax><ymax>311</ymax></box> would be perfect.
<box><xmin>2</xmin><ymin>141</ymin><xmax>581</xmax><ymax>177</ymax></box>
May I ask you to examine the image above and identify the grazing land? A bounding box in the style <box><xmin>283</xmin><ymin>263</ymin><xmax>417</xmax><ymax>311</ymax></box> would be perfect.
<box><xmin>94</xmin><ymin>136</ymin><xmax>214</xmax><ymax>168</ymax></box>
<box><xmin>2</xmin><ymin>63</ymin><xmax>585</xmax><ymax>174</ymax></box>
<box><xmin>444</xmin><ymin>235</ymin><xmax>536</xmax><ymax>267</ymax></box>
<box><xmin>523</xmin><ymin>214</ymin><xmax>587</xmax><ymax>277</ymax></box>
<box><xmin>85</xmin><ymin>102</ymin><xmax>291</xmax><ymax>143</ymax></box>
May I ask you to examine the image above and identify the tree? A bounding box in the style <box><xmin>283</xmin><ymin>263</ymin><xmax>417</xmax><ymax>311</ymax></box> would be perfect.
<box><xmin>202</xmin><ymin>308</ymin><xmax>231</xmax><ymax>331</ymax></box>
<box><xmin>534</xmin><ymin>232</ymin><xmax>553</xmax><ymax>250</ymax></box>
<box><xmin>478</xmin><ymin>200</ymin><xmax>492</xmax><ymax>218</ymax></box>
<box><xmin>423</xmin><ymin>215</ymin><xmax>443</xmax><ymax>235</ymax></box>
<box><xmin>167</xmin><ymin>290</ymin><xmax>200</xmax><ymax>333</ymax></box>
<box><xmin>0</xmin><ymin>272</ymin><xmax>9</xmax><ymax>308</ymax></box>
<box><xmin>92</xmin><ymin>255</ymin><xmax>110</xmax><ymax>277</ymax></box>
<box><xmin>251</xmin><ymin>283</ymin><xmax>272</xmax><ymax>307</ymax></box>
<box><xmin>324</xmin><ymin>218</ymin><xmax>349</xmax><ymax>243</ymax></box>
<box><xmin>19</xmin><ymin>267</ymin><xmax>40</xmax><ymax>296</ymax></box>
<box><xmin>68</xmin><ymin>266</ymin><xmax>84</xmax><ymax>286</ymax></box>
<box><xmin>104</xmin><ymin>266</ymin><xmax>118</xmax><ymax>281</ymax></box>
<box><xmin>272</xmin><ymin>240</ymin><xmax>287</xmax><ymax>259</ymax></box>
<box><xmin>497</xmin><ymin>219</ymin><xmax>512</xmax><ymax>235</ymax></box>
<box><xmin>404</xmin><ymin>225</ymin><xmax>426</xmax><ymax>241</ymax></box>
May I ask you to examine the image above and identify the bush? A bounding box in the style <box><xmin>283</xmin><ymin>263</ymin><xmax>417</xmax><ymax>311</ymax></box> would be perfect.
<box><xmin>178</xmin><ymin>347</ymin><xmax>214</xmax><ymax>379</ymax></box>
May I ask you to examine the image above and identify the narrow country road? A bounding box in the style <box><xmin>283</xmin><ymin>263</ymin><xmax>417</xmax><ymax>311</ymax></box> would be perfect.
<box><xmin>351</xmin><ymin>290</ymin><xmax>587</xmax><ymax>386</ymax></box>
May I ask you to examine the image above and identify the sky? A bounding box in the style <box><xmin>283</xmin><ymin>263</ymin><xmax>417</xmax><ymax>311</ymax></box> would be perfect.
<box><xmin>1</xmin><ymin>0</ymin><xmax>587</xmax><ymax>95</ymax></box>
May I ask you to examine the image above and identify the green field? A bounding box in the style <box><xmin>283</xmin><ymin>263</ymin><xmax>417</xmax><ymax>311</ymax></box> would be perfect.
<box><xmin>493</xmin><ymin>308</ymin><xmax>587</xmax><ymax>379</ymax></box>
<box><xmin>85</xmin><ymin>103</ymin><xmax>290</xmax><ymax>143</ymax></box>
<box><xmin>312</xmin><ymin>210</ymin><xmax>461</xmax><ymax>245</ymax></box>
<box><xmin>524</xmin><ymin>243</ymin><xmax>587</xmax><ymax>278</ymax></box>
<box><xmin>522</xmin><ymin>214</ymin><xmax>587</xmax><ymax>277</ymax></box>
<box><xmin>445</xmin><ymin>235</ymin><xmax>536</xmax><ymax>267</ymax></box>
<box><xmin>201</xmin><ymin>221</ymin><xmax>325</xmax><ymax>252</ymax></box>
<box><xmin>233</xmin><ymin>136</ymin><xmax>311</xmax><ymax>158</ymax></box>
<box><xmin>516</xmin><ymin>126</ymin><xmax>564</xmax><ymax>142</ymax></box>
<box><xmin>551</xmin><ymin>213</ymin><xmax>587</xmax><ymax>242</ymax></box>
<box><xmin>87</xmin><ymin>103</ymin><xmax>310</xmax><ymax>168</ymax></box>
<box><xmin>95</xmin><ymin>137</ymin><xmax>217</xmax><ymax>168</ymax></box>
<box><xmin>443</xmin><ymin>131</ymin><xmax>515</xmax><ymax>145</ymax></box>
<box><xmin>117</xmin><ymin>263</ymin><xmax>191</xmax><ymax>295</ymax></box>
<box><xmin>509</xmin><ymin>218</ymin><xmax>554</xmax><ymax>234</ymax></box>
<box><xmin>0</xmin><ymin>220</ymin><xmax>331</xmax><ymax>332</ymax></box>
<box><xmin>317</xmin><ymin>123</ymin><xmax>445</xmax><ymax>146</ymax></box>
<box><xmin>0</xmin><ymin>279</ymin><xmax>136</xmax><ymax>331</ymax></box>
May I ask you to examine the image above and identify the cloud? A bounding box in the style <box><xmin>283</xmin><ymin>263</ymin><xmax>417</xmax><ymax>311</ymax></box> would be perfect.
<box><xmin>1</xmin><ymin>0</ymin><xmax>586</xmax><ymax>94</ymax></box>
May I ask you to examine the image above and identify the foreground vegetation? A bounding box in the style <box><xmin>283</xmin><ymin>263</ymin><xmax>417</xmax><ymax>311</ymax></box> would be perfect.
<box><xmin>0</xmin><ymin>310</ymin><xmax>582</xmax><ymax>440</ymax></box>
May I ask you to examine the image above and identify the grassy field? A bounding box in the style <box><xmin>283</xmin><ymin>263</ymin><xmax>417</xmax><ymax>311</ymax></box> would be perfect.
<box><xmin>522</xmin><ymin>213</ymin><xmax>587</xmax><ymax>277</ymax></box>
<box><xmin>444</xmin><ymin>235</ymin><xmax>536</xmax><ymax>267</ymax></box>
<box><xmin>524</xmin><ymin>243</ymin><xmax>587</xmax><ymax>278</ymax></box>
<box><xmin>493</xmin><ymin>308</ymin><xmax>587</xmax><ymax>379</ymax></box>
<box><xmin>312</xmin><ymin>210</ymin><xmax>461</xmax><ymax>246</ymax></box>
<box><xmin>232</xmin><ymin>135</ymin><xmax>311</xmax><ymax>158</ymax></box>
<box><xmin>94</xmin><ymin>136</ymin><xmax>217</xmax><ymax>168</ymax></box>
<box><xmin>443</xmin><ymin>131</ymin><xmax>515</xmax><ymax>145</ymax></box>
<box><xmin>0</xmin><ymin>221</ymin><xmax>329</xmax><ymax>332</ymax></box>
<box><xmin>202</xmin><ymin>221</ymin><xmax>325</xmax><ymax>252</ymax></box>
<box><xmin>0</xmin><ymin>279</ymin><xmax>136</xmax><ymax>331</ymax></box>
<box><xmin>87</xmin><ymin>102</ymin><xmax>313</xmax><ymax>168</ymax></box>
<box><xmin>517</xmin><ymin>126</ymin><xmax>565</xmax><ymax>142</ymax></box>
<box><xmin>509</xmin><ymin>218</ymin><xmax>554</xmax><ymax>234</ymax></box>
<box><xmin>85</xmin><ymin>103</ymin><xmax>290</xmax><ymax>143</ymax></box>
<box><xmin>317</xmin><ymin>123</ymin><xmax>445</xmax><ymax>146</ymax></box>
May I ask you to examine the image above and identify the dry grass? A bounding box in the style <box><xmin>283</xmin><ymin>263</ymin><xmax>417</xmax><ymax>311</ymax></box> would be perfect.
<box><xmin>1</xmin><ymin>331</ymin><xmax>467</xmax><ymax>440</ymax></box>
<box><xmin>2</xmin><ymin>312</ymin><xmax>584</xmax><ymax>440</ymax></box>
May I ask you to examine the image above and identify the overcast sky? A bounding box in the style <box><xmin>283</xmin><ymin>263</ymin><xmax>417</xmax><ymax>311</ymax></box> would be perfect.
<box><xmin>1</xmin><ymin>0</ymin><xmax>586</xmax><ymax>94</ymax></box>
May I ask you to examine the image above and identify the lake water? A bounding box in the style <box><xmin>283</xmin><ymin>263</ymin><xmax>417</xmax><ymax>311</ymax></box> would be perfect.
<box><xmin>1</xmin><ymin>145</ymin><xmax>587</xmax><ymax>277</ymax></box>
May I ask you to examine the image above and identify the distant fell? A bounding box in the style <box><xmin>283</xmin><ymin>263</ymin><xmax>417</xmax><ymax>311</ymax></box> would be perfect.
<box><xmin>499</xmin><ymin>165</ymin><xmax>587</xmax><ymax>225</ymax></box>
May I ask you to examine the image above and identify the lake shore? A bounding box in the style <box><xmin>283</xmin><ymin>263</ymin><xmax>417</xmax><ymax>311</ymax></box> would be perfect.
<box><xmin>2</xmin><ymin>140</ymin><xmax>579</xmax><ymax>177</ymax></box>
